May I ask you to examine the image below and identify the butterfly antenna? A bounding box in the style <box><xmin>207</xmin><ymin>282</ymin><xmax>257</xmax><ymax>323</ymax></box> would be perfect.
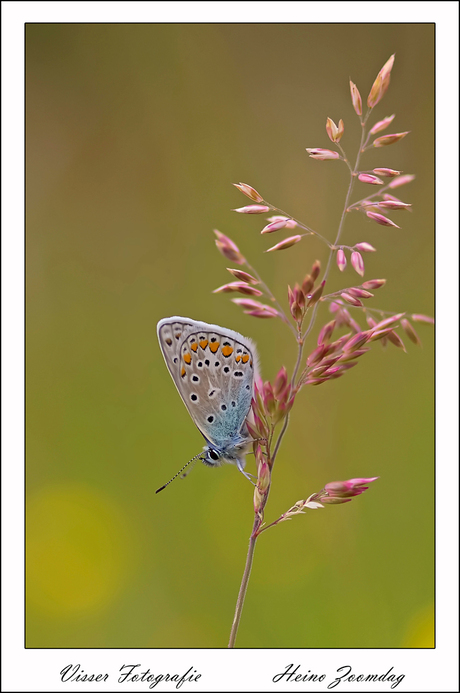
<box><xmin>155</xmin><ymin>452</ymin><xmax>203</xmax><ymax>494</ymax></box>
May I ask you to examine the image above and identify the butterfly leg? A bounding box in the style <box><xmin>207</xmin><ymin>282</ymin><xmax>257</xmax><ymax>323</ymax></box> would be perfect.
<box><xmin>236</xmin><ymin>458</ymin><xmax>256</xmax><ymax>485</ymax></box>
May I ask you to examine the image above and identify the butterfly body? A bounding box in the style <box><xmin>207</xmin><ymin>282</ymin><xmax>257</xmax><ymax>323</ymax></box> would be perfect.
<box><xmin>157</xmin><ymin>317</ymin><xmax>259</xmax><ymax>476</ymax></box>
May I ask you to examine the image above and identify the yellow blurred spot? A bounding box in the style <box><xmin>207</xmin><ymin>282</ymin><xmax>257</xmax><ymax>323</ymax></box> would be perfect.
<box><xmin>401</xmin><ymin>604</ymin><xmax>434</xmax><ymax>647</ymax></box>
<box><xmin>27</xmin><ymin>484</ymin><xmax>132</xmax><ymax>618</ymax></box>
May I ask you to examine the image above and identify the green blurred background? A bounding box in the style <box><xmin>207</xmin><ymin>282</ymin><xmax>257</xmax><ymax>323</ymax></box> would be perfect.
<box><xmin>26</xmin><ymin>24</ymin><xmax>434</xmax><ymax>648</ymax></box>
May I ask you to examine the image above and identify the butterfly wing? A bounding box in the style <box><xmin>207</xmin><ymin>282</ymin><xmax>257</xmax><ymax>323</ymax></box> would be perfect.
<box><xmin>157</xmin><ymin>317</ymin><xmax>258</xmax><ymax>450</ymax></box>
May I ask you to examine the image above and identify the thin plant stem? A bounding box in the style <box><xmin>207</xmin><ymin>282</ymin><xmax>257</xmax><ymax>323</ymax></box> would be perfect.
<box><xmin>228</xmin><ymin>513</ymin><xmax>262</xmax><ymax>647</ymax></box>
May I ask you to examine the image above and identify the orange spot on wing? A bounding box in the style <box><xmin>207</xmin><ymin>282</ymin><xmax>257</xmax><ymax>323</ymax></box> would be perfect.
<box><xmin>191</xmin><ymin>342</ymin><xmax>198</xmax><ymax>352</ymax></box>
<box><xmin>242</xmin><ymin>354</ymin><xmax>250</xmax><ymax>363</ymax></box>
<box><xmin>199</xmin><ymin>339</ymin><xmax>208</xmax><ymax>350</ymax></box>
<box><xmin>236</xmin><ymin>355</ymin><xmax>241</xmax><ymax>362</ymax></box>
<box><xmin>181</xmin><ymin>367</ymin><xmax>186</xmax><ymax>378</ymax></box>
<box><xmin>222</xmin><ymin>345</ymin><xmax>233</xmax><ymax>357</ymax></box>
<box><xmin>209</xmin><ymin>341</ymin><xmax>220</xmax><ymax>353</ymax></box>
<box><xmin>183</xmin><ymin>353</ymin><xmax>192</xmax><ymax>364</ymax></box>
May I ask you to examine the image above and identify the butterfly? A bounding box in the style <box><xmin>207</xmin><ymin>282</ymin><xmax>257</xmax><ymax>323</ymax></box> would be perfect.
<box><xmin>156</xmin><ymin>317</ymin><xmax>259</xmax><ymax>490</ymax></box>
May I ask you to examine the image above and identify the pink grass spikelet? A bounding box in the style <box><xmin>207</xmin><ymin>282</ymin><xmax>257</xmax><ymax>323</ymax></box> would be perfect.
<box><xmin>322</xmin><ymin>477</ymin><xmax>379</xmax><ymax>503</ymax></box>
<box><xmin>233</xmin><ymin>204</ymin><xmax>271</xmax><ymax>214</ymax></box>
<box><xmin>233</xmin><ymin>182</ymin><xmax>264</xmax><ymax>203</ymax></box>
<box><xmin>367</xmin><ymin>54</ymin><xmax>395</xmax><ymax>109</ymax></box>
<box><xmin>351</xmin><ymin>251</ymin><xmax>365</xmax><ymax>277</ymax></box>
<box><xmin>373</xmin><ymin>132</ymin><xmax>410</xmax><ymax>148</ymax></box>
<box><xmin>336</xmin><ymin>248</ymin><xmax>347</xmax><ymax>272</ymax></box>
<box><xmin>366</xmin><ymin>211</ymin><xmax>400</xmax><ymax>228</ymax></box>
<box><xmin>387</xmin><ymin>330</ymin><xmax>406</xmax><ymax>351</ymax></box>
<box><xmin>369</xmin><ymin>114</ymin><xmax>395</xmax><ymax>135</ymax></box>
<box><xmin>362</xmin><ymin>278</ymin><xmax>386</xmax><ymax>290</ymax></box>
<box><xmin>226</xmin><ymin>268</ymin><xmax>259</xmax><ymax>284</ymax></box>
<box><xmin>341</xmin><ymin>292</ymin><xmax>363</xmax><ymax>307</ymax></box>
<box><xmin>213</xmin><ymin>282</ymin><xmax>263</xmax><ymax>296</ymax></box>
<box><xmin>266</xmin><ymin>235</ymin><xmax>302</xmax><ymax>252</ymax></box>
<box><xmin>267</xmin><ymin>215</ymin><xmax>298</xmax><ymax>229</ymax></box>
<box><xmin>326</xmin><ymin>117</ymin><xmax>344</xmax><ymax>143</ymax></box>
<box><xmin>343</xmin><ymin>331</ymin><xmax>369</xmax><ymax>352</ymax></box>
<box><xmin>401</xmin><ymin>318</ymin><xmax>422</xmax><ymax>345</ymax></box>
<box><xmin>311</xmin><ymin>260</ymin><xmax>321</xmax><ymax>281</ymax></box>
<box><xmin>354</xmin><ymin>242</ymin><xmax>376</xmax><ymax>253</ymax></box>
<box><xmin>347</xmin><ymin>287</ymin><xmax>373</xmax><ymax>299</ymax></box>
<box><xmin>307</xmin><ymin>280</ymin><xmax>325</xmax><ymax>307</ymax></box>
<box><xmin>214</xmin><ymin>229</ymin><xmax>245</xmax><ymax>265</ymax></box>
<box><xmin>388</xmin><ymin>174</ymin><xmax>415</xmax><ymax>189</ymax></box>
<box><xmin>371</xmin><ymin>313</ymin><xmax>404</xmax><ymax>331</ymax></box>
<box><xmin>261</xmin><ymin>219</ymin><xmax>289</xmax><ymax>234</ymax></box>
<box><xmin>411</xmin><ymin>314</ymin><xmax>434</xmax><ymax>325</ymax></box>
<box><xmin>317</xmin><ymin>320</ymin><xmax>336</xmax><ymax>345</ymax></box>
<box><xmin>358</xmin><ymin>173</ymin><xmax>384</xmax><ymax>185</ymax></box>
<box><xmin>373</xmin><ymin>167</ymin><xmax>401</xmax><ymax>177</ymax></box>
<box><xmin>349</xmin><ymin>80</ymin><xmax>362</xmax><ymax>115</ymax></box>
<box><xmin>245</xmin><ymin>308</ymin><xmax>279</xmax><ymax>319</ymax></box>
<box><xmin>302</xmin><ymin>274</ymin><xmax>314</xmax><ymax>295</ymax></box>
<box><xmin>306</xmin><ymin>148</ymin><xmax>340</xmax><ymax>160</ymax></box>
<box><xmin>378</xmin><ymin>200</ymin><xmax>412</xmax><ymax>211</ymax></box>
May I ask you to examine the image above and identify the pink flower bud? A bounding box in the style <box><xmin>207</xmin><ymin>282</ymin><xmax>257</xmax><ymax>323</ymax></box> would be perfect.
<box><xmin>261</xmin><ymin>219</ymin><xmax>289</xmax><ymax>234</ymax></box>
<box><xmin>354</xmin><ymin>242</ymin><xmax>376</xmax><ymax>253</ymax></box>
<box><xmin>266</xmin><ymin>235</ymin><xmax>302</xmax><ymax>252</ymax></box>
<box><xmin>213</xmin><ymin>282</ymin><xmax>263</xmax><ymax>296</ymax></box>
<box><xmin>306</xmin><ymin>148</ymin><xmax>340</xmax><ymax>160</ymax></box>
<box><xmin>341</xmin><ymin>292</ymin><xmax>363</xmax><ymax>307</ymax></box>
<box><xmin>358</xmin><ymin>173</ymin><xmax>384</xmax><ymax>185</ymax></box>
<box><xmin>378</xmin><ymin>200</ymin><xmax>412</xmax><ymax>210</ymax></box>
<box><xmin>369</xmin><ymin>114</ymin><xmax>395</xmax><ymax>135</ymax></box>
<box><xmin>401</xmin><ymin>318</ymin><xmax>421</xmax><ymax>345</ymax></box>
<box><xmin>326</xmin><ymin>117</ymin><xmax>344</xmax><ymax>143</ymax></box>
<box><xmin>388</xmin><ymin>174</ymin><xmax>415</xmax><ymax>188</ymax></box>
<box><xmin>366</xmin><ymin>211</ymin><xmax>400</xmax><ymax>228</ymax></box>
<box><xmin>411</xmin><ymin>313</ymin><xmax>434</xmax><ymax>325</ymax></box>
<box><xmin>214</xmin><ymin>229</ymin><xmax>245</xmax><ymax>265</ymax></box>
<box><xmin>226</xmin><ymin>268</ymin><xmax>258</xmax><ymax>284</ymax></box>
<box><xmin>349</xmin><ymin>80</ymin><xmax>362</xmax><ymax>116</ymax></box>
<box><xmin>373</xmin><ymin>132</ymin><xmax>410</xmax><ymax>148</ymax></box>
<box><xmin>245</xmin><ymin>308</ymin><xmax>280</xmax><ymax>319</ymax></box>
<box><xmin>362</xmin><ymin>278</ymin><xmax>386</xmax><ymax>290</ymax></box>
<box><xmin>233</xmin><ymin>182</ymin><xmax>264</xmax><ymax>203</ymax></box>
<box><xmin>233</xmin><ymin>205</ymin><xmax>270</xmax><ymax>214</ymax></box>
<box><xmin>336</xmin><ymin>248</ymin><xmax>347</xmax><ymax>272</ymax></box>
<box><xmin>351</xmin><ymin>251</ymin><xmax>365</xmax><ymax>277</ymax></box>
<box><xmin>367</xmin><ymin>54</ymin><xmax>395</xmax><ymax>108</ymax></box>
